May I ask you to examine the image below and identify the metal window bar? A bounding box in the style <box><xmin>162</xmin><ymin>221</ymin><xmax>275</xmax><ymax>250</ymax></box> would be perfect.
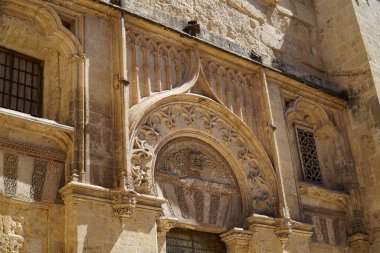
<box><xmin>0</xmin><ymin>47</ymin><xmax>43</xmax><ymax>117</ymax></box>
<box><xmin>295</xmin><ymin>125</ymin><xmax>323</xmax><ymax>184</ymax></box>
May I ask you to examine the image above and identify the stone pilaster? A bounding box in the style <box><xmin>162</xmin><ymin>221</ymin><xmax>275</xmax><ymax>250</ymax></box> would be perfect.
<box><xmin>156</xmin><ymin>217</ymin><xmax>178</xmax><ymax>253</ymax></box>
<box><xmin>220</xmin><ymin>228</ymin><xmax>252</xmax><ymax>253</ymax></box>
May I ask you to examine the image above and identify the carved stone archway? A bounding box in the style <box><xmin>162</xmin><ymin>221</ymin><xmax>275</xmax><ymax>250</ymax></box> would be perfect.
<box><xmin>129</xmin><ymin>94</ymin><xmax>279</xmax><ymax>218</ymax></box>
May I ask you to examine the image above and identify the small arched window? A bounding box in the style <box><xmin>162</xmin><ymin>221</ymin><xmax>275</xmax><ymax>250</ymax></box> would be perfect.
<box><xmin>295</xmin><ymin>125</ymin><xmax>323</xmax><ymax>184</ymax></box>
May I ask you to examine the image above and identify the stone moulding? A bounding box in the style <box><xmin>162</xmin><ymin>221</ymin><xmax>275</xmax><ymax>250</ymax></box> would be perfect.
<box><xmin>220</xmin><ymin>227</ymin><xmax>253</xmax><ymax>244</ymax></box>
<box><xmin>129</xmin><ymin>94</ymin><xmax>279</xmax><ymax>216</ymax></box>
<box><xmin>0</xmin><ymin>138</ymin><xmax>66</xmax><ymax>162</ymax></box>
<box><xmin>59</xmin><ymin>182</ymin><xmax>166</xmax><ymax>220</ymax></box>
<box><xmin>0</xmin><ymin>108</ymin><xmax>74</xmax><ymax>150</ymax></box>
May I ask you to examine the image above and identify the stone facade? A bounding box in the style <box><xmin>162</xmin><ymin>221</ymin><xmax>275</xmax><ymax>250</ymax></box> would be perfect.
<box><xmin>0</xmin><ymin>0</ymin><xmax>379</xmax><ymax>252</ymax></box>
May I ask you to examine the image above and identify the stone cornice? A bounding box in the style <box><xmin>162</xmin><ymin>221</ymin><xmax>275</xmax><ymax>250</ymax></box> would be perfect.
<box><xmin>0</xmin><ymin>108</ymin><xmax>74</xmax><ymax>150</ymax></box>
<box><xmin>0</xmin><ymin>138</ymin><xmax>66</xmax><ymax>162</ymax></box>
<box><xmin>60</xmin><ymin>182</ymin><xmax>166</xmax><ymax>220</ymax></box>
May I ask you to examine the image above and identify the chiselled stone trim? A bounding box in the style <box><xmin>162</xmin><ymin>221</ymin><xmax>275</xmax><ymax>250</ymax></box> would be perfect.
<box><xmin>220</xmin><ymin>228</ymin><xmax>252</xmax><ymax>244</ymax></box>
<box><xmin>3</xmin><ymin>153</ymin><xmax>18</xmax><ymax>196</ymax></box>
<box><xmin>30</xmin><ymin>160</ymin><xmax>48</xmax><ymax>201</ymax></box>
<box><xmin>0</xmin><ymin>138</ymin><xmax>66</xmax><ymax>162</ymax></box>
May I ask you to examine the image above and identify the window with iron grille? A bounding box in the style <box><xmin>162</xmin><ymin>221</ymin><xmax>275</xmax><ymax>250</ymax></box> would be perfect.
<box><xmin>295</xmin><ymin>126</ymin><xmax>323</xmax><ymax>184</ymax></box>
<box><xmin>0</xmin><ymin>47</ymin><xmax>43</xmax><ymax>117</ymax></box>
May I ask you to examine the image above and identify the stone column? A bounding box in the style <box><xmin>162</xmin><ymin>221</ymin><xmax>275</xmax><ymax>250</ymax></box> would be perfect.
<box><xmin>220</xmin><ymin>228</ymin><xmax>252</xmax><ymax>253</ymax></box>
<box><xmin>156</xmin><ymin>218</ymin><xmax>178</xmax><ymax>253</ymax></box>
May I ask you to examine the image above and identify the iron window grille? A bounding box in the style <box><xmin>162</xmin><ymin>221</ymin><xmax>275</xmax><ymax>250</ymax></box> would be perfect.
<box><xmin>295</xmin><ymin>125</ymin><xmax>323</xmax><ymax>184</ymax></box>
<box><xmin>0</xmin><ymin>47</ymin><xmax>43</xmax><ymax>117</ymax></box>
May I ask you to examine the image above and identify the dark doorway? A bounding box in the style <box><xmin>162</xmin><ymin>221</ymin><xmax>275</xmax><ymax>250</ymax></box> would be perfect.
<box><xmin>166</xmin><ymin>228</ymin><xmax>226</xmax><ymax>253</ymax></box>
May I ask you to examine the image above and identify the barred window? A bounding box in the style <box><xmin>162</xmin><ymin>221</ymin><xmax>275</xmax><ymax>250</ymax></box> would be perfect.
<box><xmin>295</xmin><ymin>126</ymin><xmax>323</xmax><ymax>184</ymax></box>
<box><xmin>0</xmin><ymin>47</ymin><xmax>43</xmax><ymax>117</ymax></box>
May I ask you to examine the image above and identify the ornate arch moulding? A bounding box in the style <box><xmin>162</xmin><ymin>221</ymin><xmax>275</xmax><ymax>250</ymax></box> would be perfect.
<box><xmin>128</xmin><ymin>94</ymin><xmax>280</xmax><ymax>218</ymax></box>
<box><xmin>0</xmin><ymin>0</ymin><xmax>83</xmax><ymax>55</ymax></box>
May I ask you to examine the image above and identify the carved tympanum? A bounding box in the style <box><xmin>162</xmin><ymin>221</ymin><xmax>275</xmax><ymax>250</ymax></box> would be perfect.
<box><xmin>155</xmin><ymin>137</ymin><xmax>241</xmax><ymax>228</ymax></box>
<box><xmin>130</xmin><ymin>99</ymin><xmax>277</xmax><ymax>216</ymax></box>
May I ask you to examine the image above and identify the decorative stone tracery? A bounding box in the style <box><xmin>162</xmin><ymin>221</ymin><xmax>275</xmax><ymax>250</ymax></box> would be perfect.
<box><xmin>129</xmin><ymin>94</ymin><xmax>278</xmax><ymax>217</ymax></box>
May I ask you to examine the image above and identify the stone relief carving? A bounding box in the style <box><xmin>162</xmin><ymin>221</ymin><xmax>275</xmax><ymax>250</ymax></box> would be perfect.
<box><xmin>1</xmin><ymin>141</ymin><xmax>65</xmax><ymax>203</ymax></box>
<box><xmin>0</xmin><ymin>215</ymin><xmax>24</xmax><ymax>253</ymax></box>
<box><xmin>112</xmin><ymin>190</ymin><xmax>137</xmax><ymax>220</ymax></box>
<box><xmin>209</xmin><ymin>194</ymin><xmax>221</xmax><ymax>225</ymax></box>
<box><xmin>174</xmin><ymin>187</ymin><xmax>190</xmax><ymax>219</ymax></box>
<box><xmin>3</xmin><ymin>153</ymin><xmax>18</xmax><ymax>196</ymax></box>
<box><xmin>201</xmin><ymin>56</ymin><xmax>256</xmax><ymax>131</ymax></box>
<box><xmin>155</xmin><ymin>137</ymin><xmax>241</xmax><ymax>227</ymax></box>
<box><xmin>125</xmin><ymin>28</ymin><xmax>191</xmax><ymax>106</ymax></box>
<box><xmin>30</xmin><ymin>160</ymin><xmax>48</xmax><ymax>201</ymax></box>
<box><xmin>0</xmin><ymin>138</ymin><xmax>65</xmax><ymax>162</ymax></box>
<box><xmin>130</xmin><ymin>101</ymin><xmax>277</xmax><ymax>215</ymax></box>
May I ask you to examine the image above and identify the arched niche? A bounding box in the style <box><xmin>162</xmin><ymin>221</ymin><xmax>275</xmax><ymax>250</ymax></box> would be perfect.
<box><xmin>286</xmin><ymin>98</ymin><xmax>347</xmax><ymax>190</ymax></box>
<box><xmin>155</xmin><ymin>136</ymin><xmax>243</xmax><ymax>230</ymax></box>
<box><xmin>129</xmin><ymin>94</ymin><xmax>279</xmax><ymax>218</ymax></box>
<box><xmin>0</xmin><ymin>0</ymin><xmax>82</xmax><ymax>124</ymax></box>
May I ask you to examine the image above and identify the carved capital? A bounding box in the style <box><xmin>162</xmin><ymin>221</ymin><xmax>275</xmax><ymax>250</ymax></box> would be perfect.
<box><xmin>112</xmin><ymin>190</ymin><xmax>137</xmax><ymax>220</ymax></box>
<box><xmin>274</xmin><ymin>219</ymin><xmax>292</xmax><ymax>249</ymax></box>
<box><xmin>70</xmin><ymin>53</ymin><xmax>87</xmax><ymax>63</ymax></box>
<box><xmin>220</xmin><ymin>228</ymin><xmax>252</xmax><ymax>245</ymax></box>
<box><xmin>348</xmin><ymin>233</ymin><xmax>369</xmax><ymax>246</ymax></box>
<box><xmin>157</xmin><ymin>217</ymin><xmax>178</xmax><ymax>233</ymax></box>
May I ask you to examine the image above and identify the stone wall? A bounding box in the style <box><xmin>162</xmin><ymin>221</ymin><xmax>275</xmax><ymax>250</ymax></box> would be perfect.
<box><xmin>314</xmin><ymin>1</ymin><xmax>380</xmax><ymax>251</ymax></box>
<box><xmin>119</xmin><ymin>0</ymin><xmax>330</xmax><ymax>89</ymax></box>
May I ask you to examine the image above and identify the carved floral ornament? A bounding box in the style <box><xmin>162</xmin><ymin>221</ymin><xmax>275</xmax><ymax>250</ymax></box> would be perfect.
<box><xmin>129</xmin><ymin>95</ymin><xmax>279</xmax><ymax>216</ymax></box>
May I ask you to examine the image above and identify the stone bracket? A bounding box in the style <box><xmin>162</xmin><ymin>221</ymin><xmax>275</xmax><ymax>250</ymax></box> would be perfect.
<box><xmin>112</xmin><ymin>189</ymin><xmax>137</xmax><ymax>220</ymax></box>
<box><xmin>157</xmin><ymin>217</ymin><xmax>178</xmax><ymax>233</ymax></box>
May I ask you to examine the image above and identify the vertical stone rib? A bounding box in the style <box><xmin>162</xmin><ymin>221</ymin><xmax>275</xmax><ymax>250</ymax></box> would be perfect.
<box><xmin>130</xmin><ymin>42</ymin><xmax>140</xmax><ymax>105</ymax></box>
<box><xmin>165</xmin><ymin>56</ymin><xmax>171</xmax><ymax>90</ymax></box>
<box><xmin>175</xmin><ymin>64</ymin><xmax>182</xmax><ymax>88</ymax></box>
<box><xmin>154</xmin><ymin>50</ymin><xmax>161</xmax><ymax>92</ymax></box>
<box><xmin>143</xmin><ymin>47</ymin><xmax>151</xmax><ymax>97</ymax></box>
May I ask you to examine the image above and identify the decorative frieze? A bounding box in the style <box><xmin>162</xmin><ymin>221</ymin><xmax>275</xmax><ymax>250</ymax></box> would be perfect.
<box><xmin>0</xmin><ymin>141</ymin><xmax>65</xmax><ymax>203</ymax></box>
<box><xmin>3</xmin><ymin>153</ymin><xmax>18</xmax><ymax>196</ymax></box>
<box><xmin>0</xmin><ymin>138</ymin><xmax>65</xmax><ymax>162</ymax></box>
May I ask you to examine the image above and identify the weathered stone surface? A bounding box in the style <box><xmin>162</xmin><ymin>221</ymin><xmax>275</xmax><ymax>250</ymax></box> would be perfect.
<box><xmin>0</xmin><ymin>0</ymin><xmax>379</xmax><ymax>252</ymax></box>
